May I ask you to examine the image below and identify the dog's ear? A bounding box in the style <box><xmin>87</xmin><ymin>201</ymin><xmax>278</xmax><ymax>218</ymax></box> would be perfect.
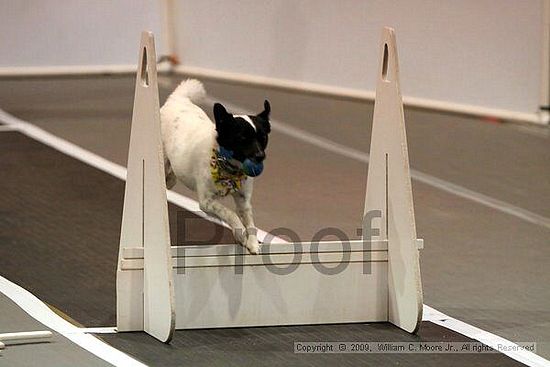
<box><xmin>258</xmin><ymin>100</ymin><xmax>270</xmax><ymax>120</ymax></box>
<box><xmin>257</xmin><ymin>100</ymin><xmax>271</xmax><ymax>133</ymax></box>
<box><xmin>213</xmin><ymin>103</ymin><xmax>229</xmax><ymax>126</ymax></box>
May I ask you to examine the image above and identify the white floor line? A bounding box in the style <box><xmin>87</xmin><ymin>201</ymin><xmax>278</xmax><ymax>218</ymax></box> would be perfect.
<box><xmin>423</xmin><ymin>305</ymin><xmax>550</xmax><ymax>367</ymax></box>
<box><xmin>206</xmin><ymin>97</ymin><xmax>550</xmax><ymax>231</ymax></box>
<box><xmin>0</xmin><ymin>275</ymin><xmax>147</xmax><ymax>367</ymax></box>
<box><xmin>1</xmin><ymin>107</ymin><xmax>548</xmax><ymax>367</ymax></box>
<box><xmin>76</xmin><ymin>327</ymin><xmax>118</xmax><ymax>334</ymax></box>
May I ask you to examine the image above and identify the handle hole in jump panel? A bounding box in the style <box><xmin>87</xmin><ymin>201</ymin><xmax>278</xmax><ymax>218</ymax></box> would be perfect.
<box><xmin>382</xmin><ymin>43</ymin><xmax>389</xmax><ymax>82</ymax></box>
<box><xmin>141</xmin><ymin>47</ymin><xmax>149</xmax><ymax>87</ymax></box>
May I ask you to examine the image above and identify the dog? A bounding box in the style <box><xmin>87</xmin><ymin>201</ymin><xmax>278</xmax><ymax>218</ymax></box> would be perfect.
<box><xmin>160</xmin><ymin>79</ymin><xmax>271</xmax><ymax>254</ymax></box>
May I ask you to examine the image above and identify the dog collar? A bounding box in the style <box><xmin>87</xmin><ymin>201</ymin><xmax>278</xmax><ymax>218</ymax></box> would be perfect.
<box><xmin>210</xmin><ymin>148</ymin><xmax>246</xmax><ymax>196</ymax></box>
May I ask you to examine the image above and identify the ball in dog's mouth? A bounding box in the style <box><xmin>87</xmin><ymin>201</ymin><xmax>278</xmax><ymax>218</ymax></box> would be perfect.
<box><xmin>242</xmin><ymin>159</ymin><xmax>264</xmax><ymax>177</ymax></box>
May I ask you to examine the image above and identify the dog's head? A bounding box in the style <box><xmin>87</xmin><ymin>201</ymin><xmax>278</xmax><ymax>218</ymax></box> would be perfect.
<box><xmin>213</xmin><ymin>100</ymin><xmax>271</xmax><ymax>176</ymax></box>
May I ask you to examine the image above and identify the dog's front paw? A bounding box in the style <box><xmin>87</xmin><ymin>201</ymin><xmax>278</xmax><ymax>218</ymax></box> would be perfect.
<box><xmin>233</xmin><ymin>227</ymin><xmax>248</xmax><ymax>246</ymax></box>
<box><xmin>245</xmin><ymin>237</ymin><xmax>260</xmax><ymax>255</ymax></box>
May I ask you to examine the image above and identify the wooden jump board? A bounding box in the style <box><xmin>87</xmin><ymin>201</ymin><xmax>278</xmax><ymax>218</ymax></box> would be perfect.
<box><xmin>120</xmin><ymin>240</ymin><xmax>392</xmax><ymax>329</ymax></box>
<box><xmin>120</xmin><ymin>240</ymin><xmax>389</xmax><ymax>270</ymax></box>
<box><xmin>121</xmin><ymin>239</ymin><xmax>422</xmax><ymax>270</ymax></box>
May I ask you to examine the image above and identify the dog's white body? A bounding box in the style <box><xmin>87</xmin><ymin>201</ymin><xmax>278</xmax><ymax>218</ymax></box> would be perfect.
<box><xmin>160</xmin><ymin>80</ymin><xmax>260</xmax><ymax>253</ymax></box>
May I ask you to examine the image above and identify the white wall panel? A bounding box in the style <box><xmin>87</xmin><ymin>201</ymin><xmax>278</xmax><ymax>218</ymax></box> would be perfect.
<box><xmin>0</xmin><ymin>0</ymin><xmax>164</xmax><ymax>67</ymax></box>
<box><xmin>174</xmin><ymin>0</ymin><xmax>544</xmax><ymax>115</ymax></box>
<box><xmin>0</xmin><ymin>0</ymin><xmax>544</xmax><ymax>116</ymax></box>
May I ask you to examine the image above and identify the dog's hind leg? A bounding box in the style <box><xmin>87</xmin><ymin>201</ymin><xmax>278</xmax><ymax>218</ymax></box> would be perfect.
<box><xmin>164</xmin><ymin>158</ymin><xmax>177</xmax><ymax>189</ymax></box>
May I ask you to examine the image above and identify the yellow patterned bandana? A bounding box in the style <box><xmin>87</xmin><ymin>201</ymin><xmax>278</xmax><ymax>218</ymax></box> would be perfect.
<box><xmin>210</xmin><ymin>149</ymin><xmax>246</xmax><ymax>196</ymax></box>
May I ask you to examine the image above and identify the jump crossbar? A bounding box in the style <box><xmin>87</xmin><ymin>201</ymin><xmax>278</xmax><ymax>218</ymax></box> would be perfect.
<box><xmin>116</xmin><ymin>28</ymin><xmax>423</xmax><ymax>343</ymax></box>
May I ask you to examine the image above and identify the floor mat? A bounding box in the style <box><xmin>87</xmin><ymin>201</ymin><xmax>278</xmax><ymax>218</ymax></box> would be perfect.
<box><xmin>101</xmin><ymin>322</ymin><xmax>526</xmax><ymax>367</ymax></box>
<box><xmin>0</xmin><ymin>131</ymin><xmax>527</xmax><ymax>366</ymax></box>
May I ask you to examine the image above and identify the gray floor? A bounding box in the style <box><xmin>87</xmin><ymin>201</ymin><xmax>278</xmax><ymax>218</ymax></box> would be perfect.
<box><xmin>0</xmin><ymin>75</ymin><xmax>549</xmax><ymax>362</ymax></box>
<box><xmin>101</xmin><ymin>322</ymin><xmax>526</xmax><ymax>367</ymax></box>
<box><xmin>0</xmin><ymin>293</ymin><xmax>111</xmax><ymax>367</ymax></box>
<box><xmin>0</xmin><ymin>130</ymin><xmax>525</xmax><ymax>367</ymax></box>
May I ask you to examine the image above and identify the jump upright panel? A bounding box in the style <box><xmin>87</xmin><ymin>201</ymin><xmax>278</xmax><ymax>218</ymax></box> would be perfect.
<box><xmin>364</xmin><ymin>27</ymin><xmax>423</xmax><ymax>333</ymax></box>
<box><xmin>116</xmin><ymin>31</ymin><xmax>175</xmax><ymax>342</ymax></box>
<box><xmin>116</xmin><ymin>28</ymin><xmax>423</xmax><ymax>343</ymax></box>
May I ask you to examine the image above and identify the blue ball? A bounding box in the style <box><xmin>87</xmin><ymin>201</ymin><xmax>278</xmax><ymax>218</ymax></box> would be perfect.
<box><xmin>242</xmin><ymin>159</ymin><xmax>264</xmax><ymax>177</ymax></box>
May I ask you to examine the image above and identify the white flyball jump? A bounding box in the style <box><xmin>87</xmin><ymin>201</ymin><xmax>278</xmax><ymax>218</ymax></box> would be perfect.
<box><xmin>116</xmin><ymin>28</ymin><xmax>423</xmax><ymax>343</ymax></box>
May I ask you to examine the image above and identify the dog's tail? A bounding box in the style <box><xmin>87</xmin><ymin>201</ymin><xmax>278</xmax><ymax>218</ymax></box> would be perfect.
<box><xmin>169</xmin><ymin>79</ymin><xmax>206</xmax><ymax>104</ymax></box>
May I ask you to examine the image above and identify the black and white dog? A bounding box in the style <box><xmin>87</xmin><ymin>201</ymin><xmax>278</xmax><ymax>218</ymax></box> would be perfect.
<box><xmin>161</xmin><ymin>79</ymin><xmax>271</xmax><ymax>254</ymax></box>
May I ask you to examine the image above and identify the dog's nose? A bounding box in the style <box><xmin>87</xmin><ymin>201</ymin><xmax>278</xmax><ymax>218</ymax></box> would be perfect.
<box><xmin>254</xmin><ymin>151</ymin><xmax>265</xmax><ymax>162</ymax></box>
